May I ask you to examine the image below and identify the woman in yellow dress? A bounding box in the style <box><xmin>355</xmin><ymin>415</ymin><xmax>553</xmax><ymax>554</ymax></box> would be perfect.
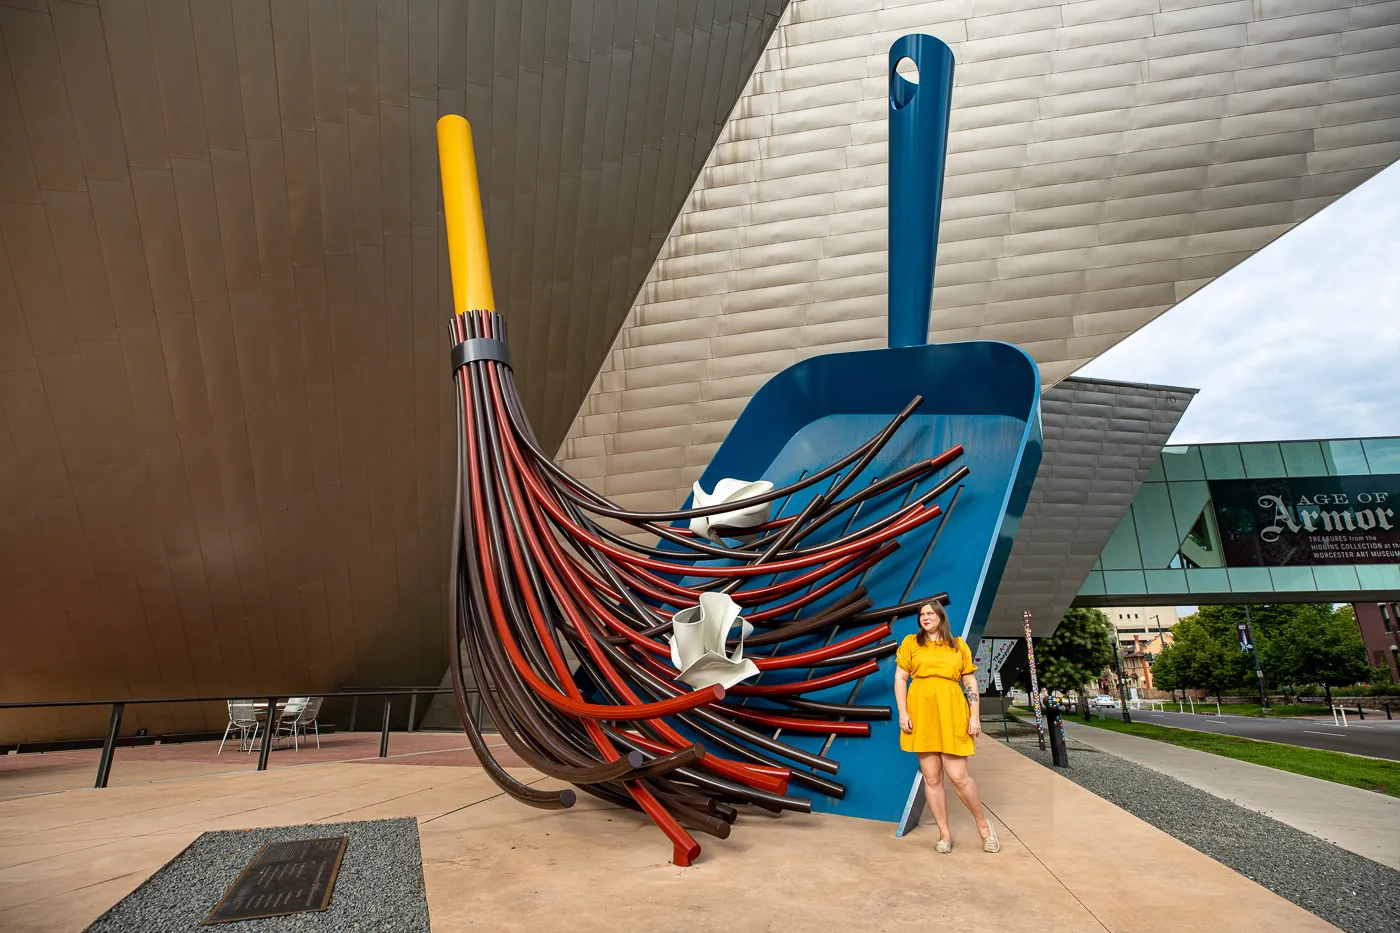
<box><xmin>893</xmin><ymin>601</ymin><xmax>999</xmax><ymax>853</ymax></box>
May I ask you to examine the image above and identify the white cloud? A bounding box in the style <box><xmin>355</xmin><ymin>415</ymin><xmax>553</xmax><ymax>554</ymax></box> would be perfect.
<box><xmin>1076</xmin><ymin>161</ymin><xmax>1400</xmax><ymax>445</ymax></box>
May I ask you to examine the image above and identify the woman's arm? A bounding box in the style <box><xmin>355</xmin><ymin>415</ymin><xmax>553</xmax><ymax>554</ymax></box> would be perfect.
<box><xmin>895</xmin><ymin>666</ymin><xmax>913</xmax><ymax>733</ymax></box>
<box><xmin>962</xmin><ymin>672</ymin><xmax>981</xmax><ymax>737</ymax></box>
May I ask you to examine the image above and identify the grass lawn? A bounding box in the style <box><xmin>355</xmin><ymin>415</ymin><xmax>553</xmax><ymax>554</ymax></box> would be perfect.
<box><xmin>1034</xmin><ymin>699</ymin><xmax>1376</xmax><ymax>718</ymax></box>
<box><xmin>1170</xmin><ymin>702</ymin><xmax>1330</xmax><ymax>718</ymax></box>
<box><xmin>1005</xmin><ymin>707</ymin><xmax>1400</xmax><ymax>797</ymax></box>
<box><xmin>1083</xmin><ymin>717</ymin><xmax>1400</xmax><ymax>798</ymax></box>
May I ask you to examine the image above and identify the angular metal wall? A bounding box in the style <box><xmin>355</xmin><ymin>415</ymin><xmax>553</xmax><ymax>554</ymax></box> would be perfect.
<box><xmin>559</xmin><ymin>0</ymin><xmax>1400</xmax><ymax>518</ymax></box>
<box><xmin>986</xmin><ymin>376</ymin><xmax>1193</xmax><ymax>637</ymax></box>
<box><xmin>0</xmin><ymin>0</ymin><xmax>786</xmax><ymax>742</ymax></box>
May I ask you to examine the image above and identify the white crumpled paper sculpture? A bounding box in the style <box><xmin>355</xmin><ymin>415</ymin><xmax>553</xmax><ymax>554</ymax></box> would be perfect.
<box><xmin>669</xmin><ymin>592</ymin><xmax>759</xmax><ymax>690</ymax></box>
<box><xmin>688</xmin><ymin>478</ymin><xmax>775</xmax><ymax>543</ymax></box>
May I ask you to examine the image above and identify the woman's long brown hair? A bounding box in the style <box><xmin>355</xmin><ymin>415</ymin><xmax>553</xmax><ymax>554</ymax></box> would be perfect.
<box><xmin>914</xmin><ymin>601</ymin><xmax>956</xmax><ymax>649</ymax></box>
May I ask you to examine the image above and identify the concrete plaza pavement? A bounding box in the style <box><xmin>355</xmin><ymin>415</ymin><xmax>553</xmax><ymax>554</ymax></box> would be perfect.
<box><xmin>1101</xmin><ymin>707</ymin><xmax>1400</xmax><ymax>761</ymax></box>
<box><xmin>1062</xmin><ymin>719</ymin><xmax>1400</xmax><ymax>872</ymax></box>
<box><xmin>0</xmin><ymin>736</ymin><xmax>1338</xmax><ymax>933</ymax></box>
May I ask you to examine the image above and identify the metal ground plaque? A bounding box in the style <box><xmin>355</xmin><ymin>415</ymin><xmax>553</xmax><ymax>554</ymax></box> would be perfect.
<box><xmin>203</xmin><ymin>835</ymin><xmax>348</xmax><ymax>924</ymax></box>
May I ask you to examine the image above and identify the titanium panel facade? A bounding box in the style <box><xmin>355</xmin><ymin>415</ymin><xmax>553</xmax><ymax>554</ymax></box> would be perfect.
<box><xmin>560</xmin><ymin>0</ymin><xmax>1400</xmax><ymax>520</ymax></box>
<box><xmin>0</xmin><ymin>0</ymin><xmax>786</xmax><ymax>743</ymax></box>
<box><xmin>986</xmin><ymin>376</ymin><xmax>1194</xmax><ymax>637</ymax></box>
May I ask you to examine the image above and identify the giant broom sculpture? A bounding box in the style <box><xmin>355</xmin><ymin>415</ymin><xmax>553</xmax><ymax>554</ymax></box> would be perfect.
<box><xmin>440</xmin><ymin>34</ymin><xmax>1041</xmax><ymax>866</ymax></box>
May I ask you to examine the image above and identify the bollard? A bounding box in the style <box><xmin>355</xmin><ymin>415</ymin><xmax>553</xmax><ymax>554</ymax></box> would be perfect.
<box><xmin>1047</xmin><ymin>704</ymin><xmax>1069</xmax><ymax>768</ymax></box>
<box><xmin>380</xmin><ymin>697</ymin><xmax>392</xmax><ymax>758</ymax></box>
<box><xmin>94</xmin><ymin>702</ymin><xmax>125</xmax><ymax>789</ymax></box>
<box><xmin>1386</xmin><ymin>702</ymin><xmax>1392</xmax><ymax>721</ymax></box>
<box><xmin>256</xmin><ymin>696</ymin><xmax>278</xmax><ymax>771</ymax></box>
<box><xmin>1356</xmin><ymin>704</ymin><xmax>1365</xmax><ymax>721</ymax></box>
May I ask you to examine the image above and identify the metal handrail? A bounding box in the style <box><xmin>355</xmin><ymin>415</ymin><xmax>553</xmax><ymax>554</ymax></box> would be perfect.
<box><xmin>0</xmin><ymin>688</ymin><xmax>456</xmax><ymax>709</ymax></box>
<box><xmin>0</xmin><ymin>687</ymin><xmax>474</xmax><ymax>788</ymax></box>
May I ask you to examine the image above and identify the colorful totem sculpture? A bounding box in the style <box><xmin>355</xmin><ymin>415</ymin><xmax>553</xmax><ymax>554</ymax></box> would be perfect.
<box><xmin>440</xmin><ymin>35</ymin><xmax>1041</xmax><ymax>866</ymax></box>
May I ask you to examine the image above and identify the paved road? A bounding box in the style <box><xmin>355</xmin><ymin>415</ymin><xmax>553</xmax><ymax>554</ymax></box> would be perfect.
<box><xmin>1088</xmin><ymin>707</ymin><xmax>1400</xmax><ymax>761</ymax></box>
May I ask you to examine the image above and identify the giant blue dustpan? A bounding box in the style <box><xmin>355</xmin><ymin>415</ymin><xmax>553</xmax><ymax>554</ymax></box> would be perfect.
<box><xmin>676</xmin><ymin>35</ymin><xmax>1042</xmax><ymax>823</ymax></box>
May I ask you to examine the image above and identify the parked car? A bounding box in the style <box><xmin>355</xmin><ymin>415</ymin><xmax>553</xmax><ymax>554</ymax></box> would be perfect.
<box><xmin>1092</xmin><ymin>694</ymin><xmax>1118</xmax><ymax>708</ymax></box>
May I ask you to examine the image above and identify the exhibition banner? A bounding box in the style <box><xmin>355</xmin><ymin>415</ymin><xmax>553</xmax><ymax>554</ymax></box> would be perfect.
<box><xmin>1209</xmin><ymin>474</ymin><xmax>1400</xmax><ymax>567</ymax></box>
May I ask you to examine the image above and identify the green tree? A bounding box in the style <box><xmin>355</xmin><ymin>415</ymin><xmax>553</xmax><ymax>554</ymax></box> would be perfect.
<box><xmin>1367</xmin><ymin>666</ymin><xmax>1395</xmax><ymax>687</ymax></box>
<box><xmin>1248</xmin><ymin>603</ymin><xmax>1336</xmax><ymax>689</ymax></box>
<box><xmin>1178</xmin><ymin>603</ymin><xmax>1342</xmax><ymax>690</ymax></box>
<box><xmin>1148</xmin><ymin>643</ymin><xmax>1183</xmax><ymax>694</ymax></box>
<box><xmin>1179</xmin><ymin>606</ymin><xmax>1255</xmax><ymax>687</ymax></box>
<box><xmin>1018</xmin><ymin>608</ymin><xmax>1117</xmax><ymax>695</ymax></box>
<box><xmin>1156</xmin><ymin>615</ymin><xmax>1243</xmax><ymax>704</ymax></box>
<box><xmin>1271</xmin><ymin>606</ymin><xmax>1369</xmax><ymax>705</ymax></box>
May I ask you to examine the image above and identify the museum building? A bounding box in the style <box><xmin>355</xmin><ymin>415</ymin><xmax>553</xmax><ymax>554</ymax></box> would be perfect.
<box><xmin>3</xmin><ymin>0</ymin><xmax>1399</xmax><ymax>745</ymax></box>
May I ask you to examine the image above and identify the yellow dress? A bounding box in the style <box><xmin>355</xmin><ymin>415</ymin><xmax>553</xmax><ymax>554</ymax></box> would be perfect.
<box><xmin>897</xmin><ymin>634</ymin><xmax>976</xmax><ymax>756</ymax></box>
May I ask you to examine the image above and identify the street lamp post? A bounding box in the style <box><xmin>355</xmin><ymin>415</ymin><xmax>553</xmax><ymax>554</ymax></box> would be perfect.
<box><xmin>1242</xmin><ymin>605</ymin><xmax>1270</xmax><ymax>711</ymax></box>
<box><xmin>1151</xmin><ymin>614</ymin><xmax>1176</xmax><ymax>703</ymax></box>
<box><xmin>1113</xmin><ymin>639</ymin><xmax>1132</xmax><ymax>724</ymax></box>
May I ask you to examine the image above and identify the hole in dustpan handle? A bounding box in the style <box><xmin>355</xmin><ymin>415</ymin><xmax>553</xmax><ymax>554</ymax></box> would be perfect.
<box><xmin>888</xmin><ymin>35</ymin><xmax>955</xmax><ymax>350</ymax></box>
<box><xmin>891</xmin><ymin>57</ymin><xmax>918</xmax><ymax>110</ymax></box>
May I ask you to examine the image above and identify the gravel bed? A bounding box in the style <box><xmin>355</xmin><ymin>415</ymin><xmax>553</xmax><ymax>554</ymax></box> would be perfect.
<box><xmin>85</xmin><ymin>818</ymin><xmax>429</xmax><ymax>932</ymax></box>
<box><xmin>1008</xmin><ymin>734</ymin><xmax>1400</xmax><ymax>933</ymax></box>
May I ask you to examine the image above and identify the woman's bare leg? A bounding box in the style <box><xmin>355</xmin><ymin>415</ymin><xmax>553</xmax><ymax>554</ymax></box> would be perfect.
<box><xmin>941</xmin><ymin>753</ymin><xmax>991</xmax><ymax>837</ymax></box>
<box><xmin>916</xmin><ymin>752</ymin><xmax>950</xmax><ymax>841</ymax></box>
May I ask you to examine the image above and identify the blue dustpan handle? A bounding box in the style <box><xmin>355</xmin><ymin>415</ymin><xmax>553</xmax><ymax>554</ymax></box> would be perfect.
<box><xmin>888</xmin><ymin>35</ymin><xmax>955</xmax><ymax>349</ymax></box>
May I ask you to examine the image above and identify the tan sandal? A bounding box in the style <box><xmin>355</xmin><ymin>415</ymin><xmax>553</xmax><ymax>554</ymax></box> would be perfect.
<box><xmin>981</xmin><ymin>824</ymin><xmax>1000</xmax><ymax>853</ymax></box>
<box><xmin>935</xmin><ymin>836</ymin><xmax>952</xmax><ymax>854</ymax></box>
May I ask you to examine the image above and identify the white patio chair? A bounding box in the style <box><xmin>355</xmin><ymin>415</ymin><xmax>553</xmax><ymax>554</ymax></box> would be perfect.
<box><xmin>292</xmin><ymin>697</ymin><xmax>324</xmax><ymax>749</ymax></box>
<box><xmin>219</xmin><ymin>700</ymin><xmax>261</xmax><ymax>754</ymax></box>
<box><xmin>274</xmin><ymin>697</ymin><xmax>309</xmax><ymax>750</ymax></box>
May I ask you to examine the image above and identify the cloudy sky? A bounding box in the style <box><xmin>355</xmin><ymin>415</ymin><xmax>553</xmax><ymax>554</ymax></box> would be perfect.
<box><xmin>1077</xmin><ymin>160</ymin><xmax>1400</xmax><ymax>445</ymax></box>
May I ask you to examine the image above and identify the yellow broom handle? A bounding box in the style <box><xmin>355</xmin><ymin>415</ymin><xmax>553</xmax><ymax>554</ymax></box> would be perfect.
<box><xmin>436</xmin><ymin>115</ymin><xmax>496</xmax><ymax>315</ymax></box>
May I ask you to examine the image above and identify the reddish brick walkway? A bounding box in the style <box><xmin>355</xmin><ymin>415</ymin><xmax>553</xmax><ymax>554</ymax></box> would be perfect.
<box><xmin>0</xmin><ymin>731</ymin><xmax>528</xmax><ymax>798</ymax></box>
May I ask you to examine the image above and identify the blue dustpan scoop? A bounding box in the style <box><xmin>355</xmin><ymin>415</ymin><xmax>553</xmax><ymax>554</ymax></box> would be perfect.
<box><xmin>684</xmin><ymin>35</ymin><xmax>1042</xmax><ymax>822</ymax></box>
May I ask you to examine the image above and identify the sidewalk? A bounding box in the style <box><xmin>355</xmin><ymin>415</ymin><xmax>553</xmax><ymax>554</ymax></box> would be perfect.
<box><xmin>1061</xmin><ymin>719</ymin><xmax>1400</xmax><ymax>871</ymax></box>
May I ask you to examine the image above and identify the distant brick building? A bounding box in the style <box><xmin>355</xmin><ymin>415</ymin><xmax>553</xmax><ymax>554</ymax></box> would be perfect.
<box><xmin>1100</xmin><ymin>607</ymin><xmax>1179</xmax><ymax>699</ymax></box>
<box><xmin>1353</xmin><ymin>603</ymin><xmax>1400</xmax><ymax>685</ymax></box>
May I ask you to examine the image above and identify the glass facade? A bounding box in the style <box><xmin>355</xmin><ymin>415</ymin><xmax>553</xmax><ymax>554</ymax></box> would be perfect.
<box><xmin>1078</xmin><ymin>438</ymin><xmax>1400</xmax><ymax>602</ymax></box>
